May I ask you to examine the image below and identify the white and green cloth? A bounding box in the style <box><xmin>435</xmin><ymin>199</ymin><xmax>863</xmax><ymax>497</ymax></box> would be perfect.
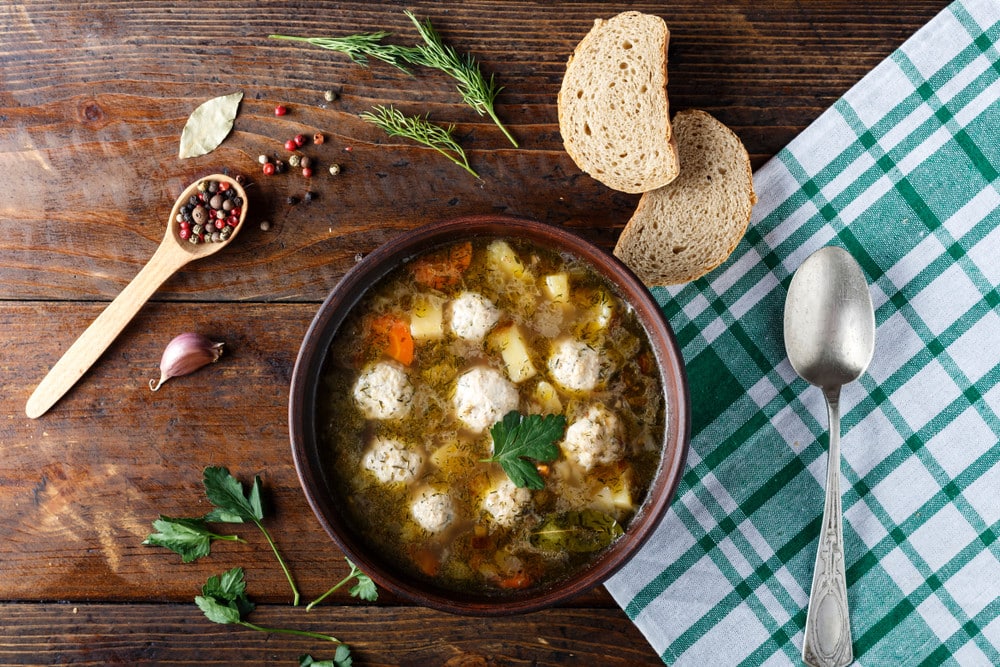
<box><xmin>606</xmin><ymin>0</ymin><xmax>1000</xmax><ymax>664</ymax></box>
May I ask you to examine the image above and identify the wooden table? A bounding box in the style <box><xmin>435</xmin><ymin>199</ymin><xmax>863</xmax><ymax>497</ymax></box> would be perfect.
<box><xmin>0</xmin><ymin>2</ymin><xmax>949</xmax><ymax>664</ymax></box>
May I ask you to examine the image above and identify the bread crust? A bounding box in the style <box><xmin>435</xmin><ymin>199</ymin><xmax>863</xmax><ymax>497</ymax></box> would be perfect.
<box><xmin>557</xmin><ymin>12</ymin><xmax>679</xmax><ymax>194</ymax></box>
<box><xmin>613</xmin><ymin>110</ymin><xmax>756</xmax><ymax>287</ymax></box>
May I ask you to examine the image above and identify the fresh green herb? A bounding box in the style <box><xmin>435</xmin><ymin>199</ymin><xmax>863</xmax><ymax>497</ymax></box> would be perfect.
<box><xmin>530</xmin><ymin>510</ymin><xmax>624</xmax><ymax>553</ymax></box>
<box><xmin>202</xmin><ymin>466</ymin><xmax>301</xmax><ymax>606</ymax></box>
<box><xmin>196</xmin><ymin>568</ymin><xmax>344</xmax><ymax>645</ymax></box>
<box><xmin>269</xmin><ymin>32</ymin><xmax>419</xmax><ymax>73</ymax></box>
<box><xmin>306</xmin><ymin>558</ymin><xmax>378</xmax><ymax>612</ymax></box>
<box><xmin>481</xmin><ymin>411</ymin><xmax>566</xmax><ymax>490</ymax></box>
<box><xmin>270</xmin><ymin>11</ymin><xmax>518</xmax><ymax>147</ymax></box>
<box><xmin>142</xmin><ymin>516</ymin><xmax>245</xmax><ymax>563</ymax></box>
<box><xmin>360</xmin><ymin>105</ymin><xmax>479</xmax><ymax>178</ymax></box>
<box><xmin>403</xmin><ymin>10</ymin><xmax>518</xmax><ymax>147</ymax></box>
<box><xmin>300</xmin><ymin>648</ymin><xmax>352</xmax><ymax>667</ymax></box>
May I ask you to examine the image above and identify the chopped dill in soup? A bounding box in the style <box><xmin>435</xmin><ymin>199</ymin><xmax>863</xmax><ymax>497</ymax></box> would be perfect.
<box><xmin>317</xmin><ymin>237</ymin><xmax>665</xmax><ymax>595</ymax></box>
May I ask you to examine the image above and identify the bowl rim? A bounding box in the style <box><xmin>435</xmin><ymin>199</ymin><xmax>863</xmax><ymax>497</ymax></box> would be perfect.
<box><xmin>289</xmin><ymin>214</ymin><xmax>689</xmax><ymax>615</ymax></box>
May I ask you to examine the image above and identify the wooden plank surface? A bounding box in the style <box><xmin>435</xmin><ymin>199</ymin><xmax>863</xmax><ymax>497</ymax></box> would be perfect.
<box><xmin>0</xmin><ymin>0</ymin><xmax>950</xmax><ymax>663</ymax></box>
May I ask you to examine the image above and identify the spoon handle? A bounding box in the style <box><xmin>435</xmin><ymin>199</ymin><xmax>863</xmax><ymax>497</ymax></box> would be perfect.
<box><xmin>802</xmin><ymin>387</ymin><xmax>853</xmax><ymax>667</ymax></box>
<box><xmin>25</xmin><ymin>243</ymin><xmax>188</xmax><ymax>419</ymax></box>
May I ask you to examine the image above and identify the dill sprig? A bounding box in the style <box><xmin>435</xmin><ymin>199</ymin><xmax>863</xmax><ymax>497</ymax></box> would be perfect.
<box><xmin>268</xmin><ymin>32</ymin><xmax>419</xmax><ymax>73</ymax></box>
<box><xmin>360</xmin><ymin>105</ymin><xmax>480</xmax><ymax>178</ymax></box>
<box><xmin>403</xmin><ymin>10</ymin><xmax>518</xmax><ymax>147</ymax></box>
<box><xmin>270</xmin><ymin>12</ymin><xmax>518</xmax><ymax>148</ymax></box>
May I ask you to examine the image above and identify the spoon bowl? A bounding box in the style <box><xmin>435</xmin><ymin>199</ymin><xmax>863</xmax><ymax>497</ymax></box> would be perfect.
<box><xmin>25</xmin><ymin>174</ymin><xmax>247</xmax><ymax>419</ymax></box>
<box><xmin>784</xmin><ymin>245</ymin><xmax>875</xmax><ymax>667</ymax></box>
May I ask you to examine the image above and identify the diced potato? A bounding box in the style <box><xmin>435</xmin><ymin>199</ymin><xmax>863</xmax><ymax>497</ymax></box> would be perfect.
<box><xmin>410</xmin><ymin>293</ymin><xmax>445</xmax><ymax>339</ymax></box>
<box><xmin>486</xmin><ymin>240</ymin><xmax>528</xmax><ymax>280</ymax></box>
<box><xmin>533</xmin><ymin>380</ymin><xmax>563</xmax><ymax>415</ymax></box>
<box><xmin>610</xmin><ymin>481</ymin><xmax>634</xmax><ymax>511</ymax></box>
<box><xmin>543</xmin><ymin>273</ymin><xmax>570</xmax><ymax>303</ymax></box>
<box><xmin>490</xmin><ymin>324</ymin><xmax>537</xmax><ymax>383</ymax></box>
<box><xmin>581</xmin><ymin>288</ymin><xmax>615</xmax><ymax>333</ymax></box>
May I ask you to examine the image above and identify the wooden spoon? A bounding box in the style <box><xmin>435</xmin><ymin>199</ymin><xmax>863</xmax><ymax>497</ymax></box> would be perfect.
<box><xmin>25</xmin><ymin>174</ymin><xmax>248</xmax><ymax>419</ymax></box>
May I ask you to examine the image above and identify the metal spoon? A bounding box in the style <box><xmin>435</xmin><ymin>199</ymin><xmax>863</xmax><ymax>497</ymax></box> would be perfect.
<box><xmin>25</xmin><ymin>174</ymin><xmax>248</xmax><ymax>419</ymax></box>
<box><xmin>784</xmin><ymin>246</ymin><xmax>875</xmax><ymax>667</ymax></box>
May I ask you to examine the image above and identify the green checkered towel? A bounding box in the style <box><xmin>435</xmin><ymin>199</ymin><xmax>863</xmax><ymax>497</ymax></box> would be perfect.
<box><xmin>606</xmin><ymin>0</ymin><xmax>1000</xmax><ymax>664</ymax></box>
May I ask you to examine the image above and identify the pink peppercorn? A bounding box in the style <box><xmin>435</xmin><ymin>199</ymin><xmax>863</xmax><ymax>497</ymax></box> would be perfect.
<box><xmin>274</xmin><ymin>105</ymin><xmax>287</xmax><ymax>116</ymax></box>
<box><xmin>294</xmin><ymin>134</ymin><xmax>306</xmax><ymax>147</ymax></box>
<box><xmin>284</xmin><ymin>139</ymin><xmax>297</xmax><ymax>152</ymax></box>
<box><xmin>302</xmin><ymin>167</ymin><xmax>313</xmax><ymax>178</ymax></box>
<box><xmin>262</xmin><ymin>162</ymin><xmax>275</xmax><ymax>175</ymax></box>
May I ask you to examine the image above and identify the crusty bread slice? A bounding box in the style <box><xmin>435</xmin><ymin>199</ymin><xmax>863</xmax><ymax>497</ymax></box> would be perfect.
<box><xmin>557</xmin><ymin>12</ymin><xmax>679</xmax><ymax>194</ymax></box>
<box><xmin>613</xmin><ymin>109</ymin><xmax>756</xmax><ymax>287</ymax></box>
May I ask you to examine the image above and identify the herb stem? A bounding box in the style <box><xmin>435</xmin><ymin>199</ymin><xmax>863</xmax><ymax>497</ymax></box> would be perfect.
<box><xmin>269</xmin><ymin>33</ymin><xmax>417</xmax><ymax>73</ymax></box>
<box><xmin>254</xmin><ymin>518</ymin><xmax>301</xmax><ymax>606</ymax></box>
<box><xmin>238</xmin><ymin>621</ymin><xmax>340</xmax><ymax>643</ymax></box>
<box><xmin>306</xmin><ymin>580</ymin><xmax>348</xmax><ymax>612</ymax></box>
<box><xmin>360</xmin><ymin>105</ymin><xmax>479</xmax><ymax>178</ymax></box>
<box><xmin>404</xmin><ymin>10</ymin><xmax>518</xmax><ymax>147</ymax></box>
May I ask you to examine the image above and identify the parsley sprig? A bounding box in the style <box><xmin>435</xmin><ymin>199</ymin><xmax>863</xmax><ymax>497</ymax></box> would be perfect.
<box><xmin>306</xmin><ymin>557</ymin><xmax>378</xmax><ymax>611</ymax></box>
<box><xmin>300</xmin><ymin>650</ymin><xmax>353</xmax><ymax>667</ymax></box>
<box><xmin>196</xmin><ymin>567</ymin><xmax>342</xmax><ymax>644</ymax></box>
<box><xmin>201</xmin><ymin>466</ymin><xmax>301</xmax><ymax>606</ymax></box>
<box><xmin>360</xmin><ymin>105</ymin><xmax>479</xmax><ymax>178</ymax></box>
<box><xmin>482</xmin><ymin>411</ymin><xmax>566</xmax><ymax>490</ymax></box>
<box><xmin>143</xmin><ymin>516</ymin><xmax>245</xmax><ymax>563</ymax></box>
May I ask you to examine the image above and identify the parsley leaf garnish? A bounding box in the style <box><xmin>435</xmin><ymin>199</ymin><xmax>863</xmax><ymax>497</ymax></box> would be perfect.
<box><xmin>300</xmin><ymin>647</ymin><xmax>353</xmax><ymax>667</ymax></box>
<box><xmin>202</xmin><ymin>466</ymin><xmax>301</xmax><ymax>606</ymax></box>
<box><xmin>482</xmin><ymin>411</ymin><xmax>566</xmax><ymax>489</ymax></box>
<box><xmin>142</xmin><ymin>516</ymin><xmax>245</xmax><ymax>563</ymax></box>
<box><xmin>306</xmin><ymin>557</ymin><xmax>379</xmax><ymax>611</ymax></box>
<box><xmin>196</xmin><ymin>568</ymin><xmax>343</xmax><ymax>645</ymax></box>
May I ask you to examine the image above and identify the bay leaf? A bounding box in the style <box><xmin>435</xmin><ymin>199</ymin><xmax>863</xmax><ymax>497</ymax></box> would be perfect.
<box><xmin>178</xmin><ymin>91</ymin><xmax>243</xmax><ymax>159</ymax></box>
<box><xmin>530</xmin><ymin>509</ymin><xmax>624</xmax><ymax>554</ymax></box>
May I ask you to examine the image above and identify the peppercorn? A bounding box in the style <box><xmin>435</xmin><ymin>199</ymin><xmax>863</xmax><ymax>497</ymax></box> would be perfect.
<box><xmin>313</xmin><ymin>132</ymin><xmax>325</xmax><ymax>145</ymax></box>
<box><xmin>275</xmin><ymin>105</ymin><xmax>288</xmax><ymax>116</ymax></box>
<box><xmin>323</xmin><ymin>90</ymin><xmax>336</xmax><ymax>102</ymax></box>
<box><xmin>287</xmin><ymin>196</ymin><xmax>300</xmax><ymax>205</ymax></box>
<box><xmin>262</xmin><ymin>162</ymin><xmax>275</xmax><ymax>176</ymax></box>
<box><xmin>294</xmin><ymin>134</ymin><xmax>306</xmax><ymax>147</ymax></box>
<box><xmin>192</xmin><ymin>206</ymin><xmax>208</xmax><ymax>225</ymax></box>
<box><xmin>288</xmin><ymin>154</ymin><xmax>301</xmax><ymax>168</ymax></box>
<box><xmin>258</xmin><ymin>155</ymin><xmax>269</xmax><ymax>164</ymax></box>
<box><xmin>304</xmin><ymin>191</ymin><xmax>316</xmax><ymax>203</ymax></box>
<box><xmin>302</xmin><ymin>167</ymin><xmax>313</xmax><ymax>178</ymax></box>
<box><xmin>260</xmin><ymin>220</ymin><xmax>272</xmax><ymax>231</ymax></box>
<box><xmin>300</xmin><ymin>156</ymin><xmax>312</xmax><ymax>169</ymax></box>
<box><xmin>284</xmin><ymin>139</ymin><xmax>297</xmax><ymax>152</ymax></box>
<box><xmin>274</xmin><ymin>160</ymin><xmax>287</xmax><ymax>174</ymax></box>
<box><xmin>329</xmin><ymin>164</ymin><xmax>341</xmax><ymax>176</ymax></box>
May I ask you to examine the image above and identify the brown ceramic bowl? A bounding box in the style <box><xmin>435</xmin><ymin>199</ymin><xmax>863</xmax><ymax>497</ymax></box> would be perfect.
<box><xmin>289</xmin><ymin>215</ymin><xmax>689</xmax><ymax>615</ymax></box>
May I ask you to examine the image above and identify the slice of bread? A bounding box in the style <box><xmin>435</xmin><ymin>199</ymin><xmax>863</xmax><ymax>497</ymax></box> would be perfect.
<box><xmin>613</xmin><ymin>109</ymin><xmax>756</xmax><ymax>287</ymax></box>
<box><xmin>558</xmin><ymin>12</ymin><xmax>679</xmax><ymax>194</ymax></box>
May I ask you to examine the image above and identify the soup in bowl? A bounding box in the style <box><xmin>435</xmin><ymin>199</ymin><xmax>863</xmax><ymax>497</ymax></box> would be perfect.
<box><xmin>289</xmin><ymin>216</ymin><xmax>688</xmax><ymax>614</ymax></box>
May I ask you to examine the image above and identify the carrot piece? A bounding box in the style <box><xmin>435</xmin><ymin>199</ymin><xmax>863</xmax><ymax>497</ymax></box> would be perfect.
<box><xmin>498</xmin><ymin>572</ymin><xmax>533</xmax><ymax>589</ymax></box>
<box><xmin>412</xmin><ymin>547</ymin><xmax>441</xmax><ymax>577</ymax></box>
<box><xmin>370</xmin><ymin>314</ymin><xmax>414</xmax><ymax>365</ymax></box>
<box><xmin>408</xmin><ymin>241</ymin><xmax>473</xmax><ymax>289</ymax></box>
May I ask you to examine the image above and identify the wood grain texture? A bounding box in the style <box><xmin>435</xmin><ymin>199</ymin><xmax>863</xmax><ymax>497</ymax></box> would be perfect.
<box><xmin>0</xmin><ymin>603</ymin><xmax>663</xmax><ymax>665</ymax></box>
<box><xmin>0</xmin><ymin>0</ymin><xmax>950</xmax><ymax>663</ymax></box>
